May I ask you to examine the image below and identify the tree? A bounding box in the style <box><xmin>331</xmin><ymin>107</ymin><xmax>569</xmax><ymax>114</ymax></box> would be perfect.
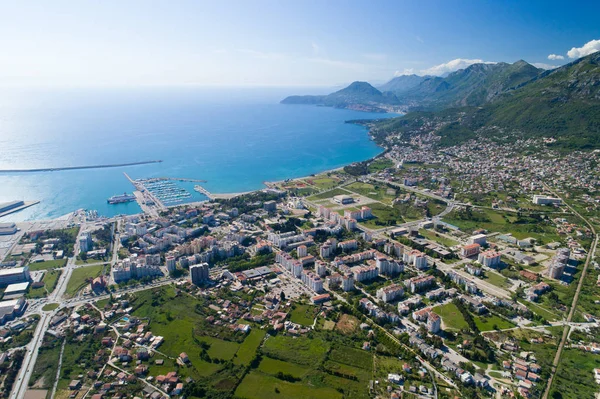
<box><xmin>280</xmin><ymin>291</ymin><xmax>286</xmax><ymax>301</ymax></box>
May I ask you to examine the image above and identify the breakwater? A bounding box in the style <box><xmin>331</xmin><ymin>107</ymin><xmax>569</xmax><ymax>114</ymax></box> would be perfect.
<box><xmin>0</xmin><ymin>160</ymin><xmax>163</xmax><ymax>173</ymax></box>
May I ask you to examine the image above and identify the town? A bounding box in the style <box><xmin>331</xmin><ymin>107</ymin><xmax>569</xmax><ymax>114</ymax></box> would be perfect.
<box><xmin>0</xmin><ymin>133</ymin><xmax>598</xmax><ymax>399</ymax></box>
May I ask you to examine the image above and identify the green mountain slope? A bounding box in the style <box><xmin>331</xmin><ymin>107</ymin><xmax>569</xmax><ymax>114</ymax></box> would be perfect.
<box><xmin>398</xmin><ymin>61</ymin><xmax>543</xmax><ymax>109</ymax></box>
<box><xmin>371</xmin><ymin>52</ymin><xmax>600</xmax><ymax>149</ymax></box>
<box><xmin>378</xmin><ymin>74</ymin><xmax>427</xmax><ymax>94</ymax></box>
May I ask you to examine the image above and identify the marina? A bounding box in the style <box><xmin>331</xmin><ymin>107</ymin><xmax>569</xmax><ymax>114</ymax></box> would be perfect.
<box><xmin>138</xmin><ymin>179</ymin><xmax>192</xmax><ymax>205</ymax></box>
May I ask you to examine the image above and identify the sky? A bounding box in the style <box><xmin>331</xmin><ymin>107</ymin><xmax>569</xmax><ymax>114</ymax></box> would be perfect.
<box><xmin>0</xmin><ymin>0</ymin><xmax>599</xmax><ymax>87</ymax></box>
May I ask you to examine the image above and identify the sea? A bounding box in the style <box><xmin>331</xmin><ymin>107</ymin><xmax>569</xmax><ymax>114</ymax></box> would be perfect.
<box><xmin>0</xmin><ymin>87</ymin><xmax>397</xmax><ymax>222</ymax></box>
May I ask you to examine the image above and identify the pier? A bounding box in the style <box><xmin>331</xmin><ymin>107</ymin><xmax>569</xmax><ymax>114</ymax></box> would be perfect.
<box><xmin>193</xmin><ymin>185</ymin><xmax>215</xmax><ymax>200</ymax></box>
<box><xmin>0</xmin><ymin>160</ymin><xmax>162</xmax><ymax>174</ymax></box>
<box><xmin>123</xmin><ymin>172</ymin><xmax>167</xmax><ymax>217</ymax></box>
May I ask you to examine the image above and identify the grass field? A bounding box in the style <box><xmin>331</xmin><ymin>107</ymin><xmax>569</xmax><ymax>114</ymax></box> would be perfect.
<box><xmin>483</xmin><ymin>271</ymin><xmax>510</xmax><ymax>288</ymax></box>
<box><xmin>329</xmin><ymin>345</ymin><xmax>373</xmax><ymax>370</ymax></box>
<box><xmin>234</xmin><ymin>328</ymin><xmax>266</xmax><ymax>365</ymax></box>
<box><xmin>432</xmin><ymin>302</ymin><xmax>469</xmax><ymax>330</ymax></box>
<box><xmin>235</xmin><ymin>371</ymin><xmax>342</xmax><ymax>399</ymax></box>
<box><xmin>359</xmin><ymin>202</ymin><xmax>404</xmax><ymax>229</ymax></box>
<box><xmin>443</xmin><ymin>208</ymin><xmax>559</xmax><ymax>243</ymax></box>
<box><xmin>473</xmin><ymin>314</ymin><xmax>515</xmax><ymax>331</ymax></box>
<box><xmin>27</xmin><ymin>259</ymin><xmax>67</xmax><ymax>271</ymax></box>
<box><xmin>28</xmin><ymin>336</ymin><xmax>62</xmax><ymax>389</ymax></box>
<box><xmin>27</xmin><ymin>270</ymin><xmax>62</xmax><ymax>299</ymax></box>
<box><xmin>65</xmin><ymin>265</ymin><xmax>104</xmax><ymax>296</ymax></box>
<box><xmin>551</xmin><ymin>348</ymin><xmax>600</xmax><ymax>399</ymax></box>
<box><xmin>289</xmin><ymin>304</ymin><xmax>317</xmax><ymax>326</ymax></box>
<box><xmin>129</xmin><ymin>286</ymin><xmax>225</xmax><ymax>379</ymax></box>
<box><xmin>42</xmin><ymin>303</ymin><xmax>59</xmax><ymax>311</ymax></box>
<box><xmin>262</xmin><ymin>335</ymin><xmax>329</xmax><ymax>367</ymax></box>
<box><xmin>307</xmin><ymin>188</ymin><xmax>351</xmax><ymax>201</ymax></box>
<box><xmin>345</xmin><ymin>181</ymin><xmax>396</xmax><ymax>204</ymax></box>
<box><xmin>419</xmin><ymin>229</ymin><xmax>459</xmax><ymax>247</ymax></box>
<box><xmin>199</xmin><ymin>336</ymin><xmax>240</xmax><ymax>361</ymax></box>
<box><xmin>258</xmin><ymin>357</ymin><xmax>310</xmax><ymax>379</ymax></box>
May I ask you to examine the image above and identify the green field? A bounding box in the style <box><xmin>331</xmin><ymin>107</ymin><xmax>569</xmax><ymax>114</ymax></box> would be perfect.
<box><xmin>289</xmin><ymin>304</ymin><xmax>317</xmax><ymax>326</ymax></box>
<box><xmin>28</xmin><ymin>335</ymin><xmax>62</xmax><ymax>389</ymax></box>
<box><xmin>27</xmin><ymin>270</ymin><xmax>62</xmax><ymax>299</ymax></box>
<box><xmin>27</xmin><ymin>258</ymin><xmax>67</xmax><ymax>271</ymax></box>
<box><xmin>65</xmin><ymin>265</ymin><xmax>104</xmax><ymax>296</ymax></box>
<box><xmin>304</xmin><ymin>176</ymin><xmax>341</xmax><ymax>190</ymax></box>
<box><xmin>432</xmin><ymin>302</ymin><xmax>469</xmax><ymax>330</ymax></box>
<box><xmin>359</xmin><ymin>202</ymin><xmax>405</xmax><ymax>229</ymax></box>
<box><xmin>552</xmin><ymin>348</ymin><xmax>600</xmax><ymax>398</ymax></box>
<box><xmin>329</xmin><ymin>345</ymin><xmax>373</xmax><ymax>370</ymax></box>
<box><xmin>483</xmin><ymin>271</ymin><xmax>510</xmax><ymax>288</ymax></box>
<box><xmin>307</xmin><ymin>188</ymin><xmax>351</xmax><ymax>201</ymax></box>
<box><xmin>235</xmin><ymin>371</ymin><xmax>343</xmax><ymax>399</ymax></box>
<box><xmin>234</xmin><ymin>328</ymin><xmax>266</xmax><ymax>365</ymax></box>
<box><xmin>419</xmin><ymin>229</ymin><xmax>459</xmax><ymax>247</ymax></box>
<box><xmin>345</xmin><ymin>181</ymin><xmax>396</xmax><ymax>204</ymax></box>
<box><xmin>42</xmin><ymin>303</ymin><xmax>59</xmax><ymax>311</ymax></box>
<box><xmin>443</xmin><ymin>208</ymin><xmax>559</xmax><ymax>243</ymax></box>
<box><xmin>262</xmin><ymin>335</ymin><xmax>329</xmax><ymax>367</ymax></box>
<box><xmin>199</xmin><ymin>336</ymin><xmax>240</xmax><ymax>361</ymax></box>
<box><xmin>258</xmin><ymin>357</ymin><xmax>310</xmax><ymax>379</ymax></box>
<box><xmin>473</xmin><ymin>314</ymin><xmax>515</xmax><ymax>331</ymax></box>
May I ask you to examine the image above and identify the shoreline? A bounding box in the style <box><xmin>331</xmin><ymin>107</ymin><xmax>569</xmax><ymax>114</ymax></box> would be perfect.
<box><xmin>7</xmin><ymin>109</ymin><xmax>393</xmax><ymax>221</ymax></box>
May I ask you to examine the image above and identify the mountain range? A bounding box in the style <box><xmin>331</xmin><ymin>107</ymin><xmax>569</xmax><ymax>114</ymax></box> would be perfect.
<box><xmin>281</xmin><ymin>51</ymin><xmax>600</xmax><ymax>149</ymax></box>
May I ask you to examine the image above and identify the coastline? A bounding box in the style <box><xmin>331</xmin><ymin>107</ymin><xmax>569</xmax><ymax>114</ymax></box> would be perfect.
<box><xmin>2</xmin><ymin>104</ymin><xmax>395</xmax><ymax>221</ymax></box>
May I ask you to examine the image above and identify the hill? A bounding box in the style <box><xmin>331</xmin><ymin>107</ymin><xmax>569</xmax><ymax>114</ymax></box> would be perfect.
<box><xmin>370</xmin><ymin>52</ymin><xmax>600</xmax><ymax>149</ymax></box>
<box><xmin>281</xmin><ymin>81</ymin><xmax>399</xmax><ymax>112</ymax></box>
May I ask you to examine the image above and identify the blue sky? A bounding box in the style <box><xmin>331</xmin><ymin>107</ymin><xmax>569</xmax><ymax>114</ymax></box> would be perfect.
<box><xmin>0</xmin><ymin>0</ymin><xmax>599</xmax><ymax>87</ymax></box>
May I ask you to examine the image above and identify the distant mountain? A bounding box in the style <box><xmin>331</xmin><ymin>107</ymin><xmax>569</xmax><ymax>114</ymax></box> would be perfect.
<box><xmin>378</xmin><ymin>74</ymin><xmax>427</xmax><ymax>94</ymax></box>
<box><xmin>397</xmin><ymin>60</ymin><xmax>544</xmax><ymax>109</ymax></box>
<box><xmin>281</xmin><ymin>81</ymin><xmax>399</xmax><ymax>112</ymax></box>
<box><xmin>371</xmin><ymin>51</ymin><xmax>600</xmax><ymax>149</ymax></box>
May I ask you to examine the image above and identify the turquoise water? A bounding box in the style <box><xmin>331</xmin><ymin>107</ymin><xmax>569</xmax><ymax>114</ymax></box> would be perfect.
<box><xmin>0</xmin><ymin>87</ymin><xmax>396</xmax><ymax>221</ymax></box>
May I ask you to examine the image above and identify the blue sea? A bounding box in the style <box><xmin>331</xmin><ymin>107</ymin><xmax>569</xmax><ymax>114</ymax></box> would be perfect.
<box><xmin>0</xmin><ymin>87</ymin><xmax>397</xmax><ymax>221</ymax></box>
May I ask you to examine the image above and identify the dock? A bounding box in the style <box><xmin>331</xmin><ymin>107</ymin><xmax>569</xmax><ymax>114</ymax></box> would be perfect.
<box><xmin>193</xmin><ymin>185</ymin><xmax>215</xmax><ymax>200</ymax></box>
<box><xmin>123</xmin><ymin>172</ymin><xmax>167</xmax><ymax>216</ymax></box>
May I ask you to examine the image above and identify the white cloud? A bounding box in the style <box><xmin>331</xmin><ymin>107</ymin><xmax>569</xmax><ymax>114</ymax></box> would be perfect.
<box><xmin>532</xmin><ymin>63</ymin><xmax>558</xmax><ymax>70</ymax></box>
<box><xmin>420</xmin><ymin>58</ymin><xmax>495</xmax><ymax>76</ymax></box>
<box><xmin>394</xmin><ymin>68</ymin><xmax>415</xmax><ymax>76</ymax></box>
<box><xmin>547</xmin><ymin>54</ymin><xmax>564</xmax><ymax>60</ymax></box>
<box><xmin>567</xmin><ymin>39</ymin><xmax>600</xmax><ymax>59</ymax></box>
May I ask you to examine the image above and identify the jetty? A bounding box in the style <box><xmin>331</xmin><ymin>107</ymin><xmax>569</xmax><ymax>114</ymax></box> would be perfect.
<box><xmin>0</xmin><ymin>160</ymin><xmax>162</xmax><ymax>173</ymax></box>
<box><xmin>193</xmin><ymin>185</ymin><xmax>214</xmax><ymax>200</ymax></box>
<box><xmin>0</xmin><ymin>200</ymin><xmax>40</xmax><ymax>218</ymax></box>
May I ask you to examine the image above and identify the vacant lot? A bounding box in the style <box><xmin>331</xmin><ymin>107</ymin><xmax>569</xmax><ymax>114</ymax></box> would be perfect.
<box><xmin>289</xmin><ymin>304</ymin><xmax>317</xmax><ymax>326</ymax></box>
<box><xmin>307</xmin><ymin>188</ymin><xmax>351</xmax><ymax>201</ymax></box>
<box><xmin>432</xmin><ymin>302</ymin><xmax>469</xmax><ymax>330</ymax></box>
<box><xmin>329</xmin><ymin>345</ymin><xmax>373</xmax><ymax>370</ymax></box>
<box><xmin>336</xmin><ymin>314</ymin><xmax>360</xmax><ymax>334</ymax></box>
<box><xmin>258</xmin><ymin>357</ymin><xmax>310</xmax><ymax>379</ymax></box>
<box><xmin>262</xmin><ymin>335</ymin><xmax>329</xmax><ymax>367</ymax></box>
<box><xmin>235</xmin><ymin>371</ymin><xmax>342</xmax><ymax>399</ymax></box>
<box><xmin>474</xmin><ymin>314</ymin><xmax>515</xmax><ymax>331</ymax></box>
<box><xmin>28</xmin><ymin>259</ymin><xmax>67</xmax><ymax>272</ymax></box>
<box><xmin>65</xmin><ymin>265</ymin><xmax>104</xmax><ymax>296</ymax></box>
<box><xmin>234</xmin><ymin>328</ymin><xmax>266</xmax><ymax>366</ymax></box>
